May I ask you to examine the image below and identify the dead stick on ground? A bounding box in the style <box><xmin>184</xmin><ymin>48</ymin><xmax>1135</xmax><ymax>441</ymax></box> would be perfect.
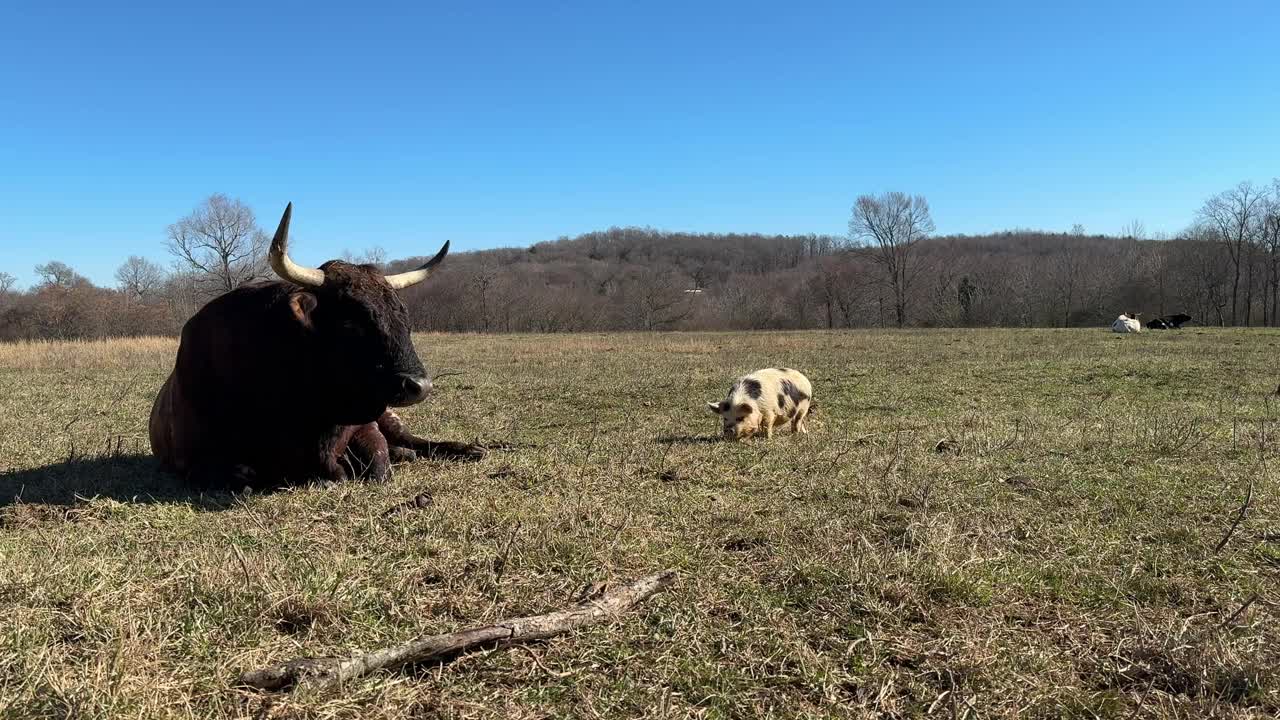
<box><xmin>1216</xmin><ymin>593</ymin><xmax>1259</xmax><ymax>631</ymax></box>
<box><xmin>238</xmin><ymin>569</ymin><xmax>677</xmax><ymax>692</ymax></box>
<box><xmin>1213</xmin><ymin>479</ymin><xmax>1254</xmax><ymax>554</ymax></box>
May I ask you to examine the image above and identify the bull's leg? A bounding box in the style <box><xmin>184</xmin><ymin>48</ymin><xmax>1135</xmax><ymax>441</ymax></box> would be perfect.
<box><xmin>343</xmin><ymin>422</ymin><xmax>393</xmax><ymax>482</ymax></box>
<box><xmin>314</xmin><ymin>426</ymin><xmax>359</xmax><ymax>483</ymax></box>
<box><xmin>376</xmin><ymin>411</ymin><xmax>486</xmax><ymax>462</ymax></box>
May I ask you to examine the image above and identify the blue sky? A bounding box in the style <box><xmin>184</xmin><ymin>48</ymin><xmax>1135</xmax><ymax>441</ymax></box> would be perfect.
<box><xmin>2</xmin><ymin>1</ymin><xmax>1278</xmax><ymax>288</ymax></box>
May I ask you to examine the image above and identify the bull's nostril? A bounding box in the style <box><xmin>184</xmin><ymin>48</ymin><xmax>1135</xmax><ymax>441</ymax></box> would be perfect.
<box><xmin>394</xmin><ymin>374</ymin><xmax>431</xmax><ymax>405</ymax></box>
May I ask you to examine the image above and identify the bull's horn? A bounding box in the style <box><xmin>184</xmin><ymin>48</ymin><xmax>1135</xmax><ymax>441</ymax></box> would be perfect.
<box><xmin>384</xmin><ymin>241</ymin><xmax>450</xmax><ymax>290</ymax></box>
<box><xmin>268</xmin><ymin>203</ymin><xmax>325</xmax><ymax>288</ymax></box>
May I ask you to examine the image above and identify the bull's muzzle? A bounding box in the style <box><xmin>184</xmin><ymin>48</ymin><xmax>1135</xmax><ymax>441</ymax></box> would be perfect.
<box><xmin>391</xmin><ymin>374</ymin><xmax>432</xmax><ymax>407</ymax></box>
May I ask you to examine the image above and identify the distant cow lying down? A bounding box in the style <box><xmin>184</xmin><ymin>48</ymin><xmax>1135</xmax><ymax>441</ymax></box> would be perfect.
<box><xmin>149</xmin><ymin>204</ymin><xmax>485</xmax><ymax>489</ymax></box>
<box><xmin>1146</xmin><ymin>313</ymin><xmax>1193</xmax><ymax>330</ymax></box>
<box><xmin>1111</xmin><ymin>312</ymin><xmax>1142</xmax><ymax>333</ymax></box>
<box><xmin>708</xmin><ymin>368</ymin><xmax>812</xmax><ymax>440</ymax></box>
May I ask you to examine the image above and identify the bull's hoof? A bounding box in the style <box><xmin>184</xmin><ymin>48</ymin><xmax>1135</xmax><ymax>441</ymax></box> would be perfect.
<box><xmin>420</xmin><ymin>441</ymin><xmax>487</xmax><ymax>462</ymax></box>
<box><xmin>366</xmin><ymin>462</ymin><xmax>393</xmax><ymax>483</ymax></box>
<box><xmin>389</xmin><ymin>447</ymin><xmax>418</xmax><ymax>464</ymax></box>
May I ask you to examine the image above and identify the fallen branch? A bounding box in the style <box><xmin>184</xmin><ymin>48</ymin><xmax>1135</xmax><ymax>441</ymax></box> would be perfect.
<box><xmin>1216</xmin><ymin>593</ymin><xmax>1259</xmax><ymax>630</ymax></box>
<box><xmin>1213</xmin><ymin>480</ymin><xmax>1254</xmax><ymax>554</ymax></box>
<box><xmin>238</xmin><ymin>569</ymin><xmax>676</xmax><ymax>692</ymax></box>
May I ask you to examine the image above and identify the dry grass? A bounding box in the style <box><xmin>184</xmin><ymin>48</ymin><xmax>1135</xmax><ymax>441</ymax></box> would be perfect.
<box><xmin>1</xmin><ymin>328</ymin><xmax>1278</xmax><ymax>718</ymax></box>
<box><xmin>0</xmin><ymin>336</ymin><xmax>176</xmax><ymax>371</ymax></box>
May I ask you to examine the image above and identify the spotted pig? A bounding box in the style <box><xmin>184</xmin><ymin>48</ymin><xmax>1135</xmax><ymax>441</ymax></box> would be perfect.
<box><xmin>707</xmin><ymin>368</ymin><xmax>812</xmax><ymax>440</ymax></box>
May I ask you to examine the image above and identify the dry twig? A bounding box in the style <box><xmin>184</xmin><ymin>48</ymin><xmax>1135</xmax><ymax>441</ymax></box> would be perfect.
<box><xmin>1212</xmin><ymin>480</ymin><xmax>1254</xmax><ymax>554</ymax></box>
<box><xmin>238</xmin><ymin>569</ymin><xmax>676</xmax><ymax>692</ymax></box>
<box><xmin>1216</xmin><ymin>593</ymin><xmax>1259</xmax><ymax>630</ymax></box>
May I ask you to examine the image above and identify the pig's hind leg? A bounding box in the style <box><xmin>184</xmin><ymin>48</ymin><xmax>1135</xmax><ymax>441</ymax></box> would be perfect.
<box><xmin>791</xmin><ymin>400</ymin><xmax>811</xmax><ymax>435</ymax></box>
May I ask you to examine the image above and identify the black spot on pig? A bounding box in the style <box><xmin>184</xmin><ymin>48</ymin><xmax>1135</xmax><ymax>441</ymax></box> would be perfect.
<box><xmin>777</xmin><ymin>393</ymin><xmax>786</xmax><ymax>410</ymax></box>
<box><xmin>780</xmin><ymin>379</ymin><xmax>808</xmax><ymax>405</ymax></box>
<box><xmin>742</xmin><ymin>379</ymin><xmax>762</xmax><ymax>399</ymax></box>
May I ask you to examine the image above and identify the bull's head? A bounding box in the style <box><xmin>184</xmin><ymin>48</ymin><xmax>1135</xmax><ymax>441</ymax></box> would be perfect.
<box><xmin>268</xmin><ymin>203</ymin><xmax>446</xmax><ymax>423</ymax></box>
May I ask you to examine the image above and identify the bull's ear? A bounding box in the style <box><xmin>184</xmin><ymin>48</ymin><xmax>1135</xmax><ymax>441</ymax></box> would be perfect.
<box><xmin>706</xmin><ymin>401</ymin><xmax>723</xmax><ymax>414</ymax></box>
<box><xmin>289</xmin><ymin>291</ymin><xmax>318</xmax><ymax>329</ymax></box>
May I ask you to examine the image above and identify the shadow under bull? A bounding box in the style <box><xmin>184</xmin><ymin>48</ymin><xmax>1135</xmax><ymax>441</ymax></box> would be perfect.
<box><xmin>0</xmin><ymin>453</ymin><xmax>236</xmax><ymax>510</ymax></box>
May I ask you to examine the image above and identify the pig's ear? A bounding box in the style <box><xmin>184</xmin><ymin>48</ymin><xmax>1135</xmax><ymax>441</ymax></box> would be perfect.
<box><xmin>707</xmin><ymin>401</ymin><xmax>724</xmax><ymax>414</ymax></box>
<box><xmin>737</xmin><ymin>403</ymin><xmax>753</xmax><ymax>415</ymax></box>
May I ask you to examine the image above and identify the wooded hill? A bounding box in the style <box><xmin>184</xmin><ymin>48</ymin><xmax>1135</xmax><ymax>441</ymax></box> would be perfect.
<box><xmin>4</xmin><ymin>180</ymin><xmax>1277</xmax><ymax>340</ymax></box>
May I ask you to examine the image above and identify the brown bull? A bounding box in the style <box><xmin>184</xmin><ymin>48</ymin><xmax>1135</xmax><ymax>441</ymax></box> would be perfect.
<box><xmin>149</xmin><ymin>203</ymin><xmax>484</xmax><ymax>488</ymax></box>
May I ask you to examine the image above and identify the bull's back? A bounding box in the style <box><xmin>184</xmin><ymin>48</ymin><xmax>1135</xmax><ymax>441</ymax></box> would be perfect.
<box><xmin>148</xmin><ymin>372</ymin><xmax>183</xmax><ymax>472</ymax></box>
<box><xmin>150</xmin><ymin>369</ymin><xmax>213</xmax><ymax>476</ymax></box>
<box><xmin>148</xmin><ymin>284</ymin><xmax>286</xmax><ymax>474</ymax></box>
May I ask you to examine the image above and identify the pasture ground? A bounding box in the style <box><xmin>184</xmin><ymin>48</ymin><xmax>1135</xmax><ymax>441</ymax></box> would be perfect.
<box><xmin>1</xmin><ymin>329</ymin><xmax>1278</xmax><ymax>719</ymax></box>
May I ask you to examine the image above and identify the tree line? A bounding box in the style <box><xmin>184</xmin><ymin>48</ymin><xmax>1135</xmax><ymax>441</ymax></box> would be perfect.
<box><xmin>2</xmin><ymin>180</ymin><xmax>1278</xmax><ymax>341</ymax></box>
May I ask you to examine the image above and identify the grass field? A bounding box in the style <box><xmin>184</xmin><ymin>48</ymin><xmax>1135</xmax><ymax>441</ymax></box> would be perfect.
<box><xmin>1</xmin><ymin>329</ymin><xmax>1278</xmax><ymax>719</ymax></box>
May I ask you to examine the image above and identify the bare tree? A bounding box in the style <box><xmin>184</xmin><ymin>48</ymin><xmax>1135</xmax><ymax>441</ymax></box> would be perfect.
<box><xmin>1138</xmin><ymin>241</ymin><xmax>1170</xmax><ymax>318</ymax></box>
<box><xmin>0</xmin><ymin>272</ymin><xmax>16</xmax><ymax>294</ymax></box>
<box><xmin>809</xmin><ymin>254</ymin><xmax>870</xmax><ymax>328</ymax></box>
<box><xmin>158</xmin><ymin>270</ymin><xmax>204</xmax><ymax>330</ymax></box>
<box><xmin>1167</xmin><ymin>229</ymin><xmax>1229</xmax><ymax>325</ymax></box>
<box><xmin>1197</xmin><ymin>182</ymin><xmax>1267</xmax><ymax>325</ymax></box>
<box><xmin>475</xmin><ymin>271</ymin><xmax>496</xmax><ymax>332</ymax></box>
<box><xmin>26</xmin><ymin>261</ymin><xmax>98</xmax><ymax>339</ymax></box>
<box><xmin>341</xmin><ymin>246</ymin><xmax>389</xmax><ymax>268</ymax></box>
<box><xmin>166</xmin><ymin>194</ymin><xmax>269</xmax><ymax>294</ymax></box>
<box><xmin>848</xmin><ymin>192</ymin><xmax>935</xmax><ymax>327</ymax></box>
<box><xmin>114</xmin><ymin>256</ymin><xmax>166</xmax><ymax>302</ymax></box>
<box><xmin>956</xmin><ymin>274</ymin><xmax>982</xmax><ymax>325</ymax></box>
<box><xmin>1070</xmin><ymin>223</ymin><xmax>1086</xmax><ymax>237</ymax></box>
<box><xmin>1120</xmin><ymin>219</ymin><xmax>1146</xmax><ymax>240</ymax></box>
<box><xmin>919</xmin><ymin>241</ymin><xmax>968</xmax><ymax>326</ymax></box>
<box><xmin>1049</xmin><ymin>242</ymin><xmax>1089</xmax><ymax>327</ymax></box>
<box><xmin>1260</xmin><ymin>181</ymin><xmax>1280</xmax><ymax>326</ymax></box>
<box><xmin>33</xmin><ymin>261</ymin><xmax>84</xmax><ymax>288</ymax></box>
<box><xmin>621</xmin><ymin>267</ymin><xmax>695</xmax><ymax>331</ymax></box>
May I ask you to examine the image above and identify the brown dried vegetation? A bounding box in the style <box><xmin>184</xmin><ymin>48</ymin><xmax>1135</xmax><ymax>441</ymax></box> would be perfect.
<box><xmin>1</xmin><ymin>329</ymin><xmax>1277</xmax><ymax>718</ymax></box>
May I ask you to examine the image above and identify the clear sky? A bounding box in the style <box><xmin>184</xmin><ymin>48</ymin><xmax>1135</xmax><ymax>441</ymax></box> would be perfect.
<box><xmin>2</xmin><ymin>1</ymin><xmax>1278</xmax><ymax>288</ymax></box>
